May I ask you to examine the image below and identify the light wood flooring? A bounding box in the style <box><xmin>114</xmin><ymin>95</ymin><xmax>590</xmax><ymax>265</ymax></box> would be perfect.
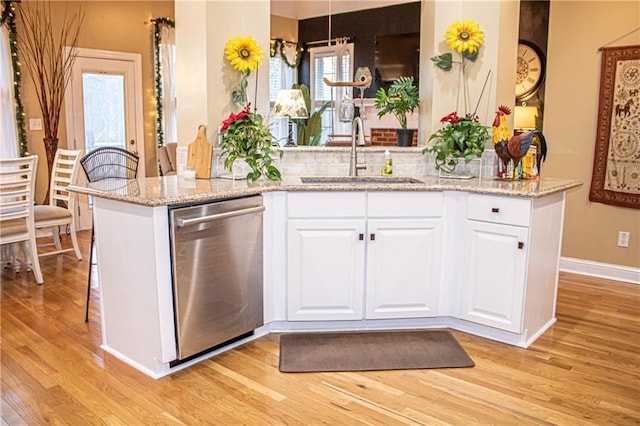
<box><xmin>1</xmin><ymin>230</ymin><xmax>639</xmax><ymax>425</ymax></box>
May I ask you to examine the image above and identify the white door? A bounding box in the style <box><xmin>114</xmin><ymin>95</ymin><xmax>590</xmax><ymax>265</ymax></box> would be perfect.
<box><xmin>64</xmin><ymin>48</ymin><xmax>144</xmax><ymax>230</ymax></box>
<box><xmin>287</xmin><ymin>219</ymin><xmax>366</xmax><ymax>321</ymax></box>
<box><xmin>366</xmin><ymin>218</ymin><xmax>442</xmax><ymax>319</ymax></box>
<box><xmin>460</xmin><ymin>220</ymin><xmax>528</xmax><ymax>333</ymax></box>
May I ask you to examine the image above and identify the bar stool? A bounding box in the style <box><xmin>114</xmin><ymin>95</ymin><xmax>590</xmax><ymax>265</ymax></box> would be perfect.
<box><xmin>80</xmin><ymin>147</ymin><xmax>139</xmax><ymax>322</ymax></box>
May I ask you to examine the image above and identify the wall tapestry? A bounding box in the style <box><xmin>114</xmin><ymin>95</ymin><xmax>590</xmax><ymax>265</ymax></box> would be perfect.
<box><xmin>589</xmin><ymin>45</ymin><xmax>640</xmax><ymax>209</ymax></box>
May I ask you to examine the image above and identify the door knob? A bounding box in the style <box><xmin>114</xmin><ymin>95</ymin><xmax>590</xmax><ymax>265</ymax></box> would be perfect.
<box><xmin>129</xmin><ymin>139</ymin><xmax>138</xmax><ymax>155</ymax></box>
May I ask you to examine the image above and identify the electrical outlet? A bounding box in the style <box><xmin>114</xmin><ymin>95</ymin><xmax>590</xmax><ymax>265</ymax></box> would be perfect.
<box><xmin>617</xmin><ymin>231</ymin><xmax>630</xmax><ymax>248</ymax></box>
<box><xmin>29</xmin><ymin>118</ymin><xmax>42</xmax><ymax>131</ymax></box>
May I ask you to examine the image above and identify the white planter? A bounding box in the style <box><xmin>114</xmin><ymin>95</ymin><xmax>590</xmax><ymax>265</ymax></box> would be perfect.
<box><xmin>232</xmin><ymin>157</ymin><xmax>252</xmax><ymax>180</ymax></box>
<box><xmin>438</xmin><ymin>158</ymin><xmax>482</xmax><ymax>180</ymax></box>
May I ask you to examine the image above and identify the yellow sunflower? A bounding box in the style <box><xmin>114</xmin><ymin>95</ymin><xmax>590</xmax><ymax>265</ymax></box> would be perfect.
<box><xmin>225</xmin><ymin>35</ymin><xmax>264</xmax><ymax>73</ymax></box>
<box><xmin>445</xmin><ymin>19</ymin><xmax>484</xmax><ymax>55</ymax></box>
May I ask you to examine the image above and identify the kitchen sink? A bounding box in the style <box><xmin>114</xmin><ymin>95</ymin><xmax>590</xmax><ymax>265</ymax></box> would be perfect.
<box><xmin>300</xmin><ymin>176</ymin><xmax>424</xmax><ymax>185</ymax></box>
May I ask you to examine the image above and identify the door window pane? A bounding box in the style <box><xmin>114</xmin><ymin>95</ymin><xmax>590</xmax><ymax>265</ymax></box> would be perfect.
<box><xmin>82</xmin><ymin>73</ymin><xmax>126</xmax><ymax>153</ymax></box>
<box><xmin>309</xmin><ymin>44</ymin><xmax>354</xmax><ymax>144</ymax></box>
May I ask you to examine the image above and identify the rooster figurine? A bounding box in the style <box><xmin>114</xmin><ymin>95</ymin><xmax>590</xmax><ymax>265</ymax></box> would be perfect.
<box><xmin>508</xmin><ymin>130</ymin><xmax>547</xmax><ymax>171</ymax></box>
<box><xmin>492</xmin><ymin>105</ymin><xmax>513</xmax><ymax>165</ymax></box>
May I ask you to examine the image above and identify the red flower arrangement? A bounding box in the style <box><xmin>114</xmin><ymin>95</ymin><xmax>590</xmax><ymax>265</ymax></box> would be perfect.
<box><xmin>219</xmin><ymin>103</ymin><xmax>282</xmax><ymax>181</ymax></box>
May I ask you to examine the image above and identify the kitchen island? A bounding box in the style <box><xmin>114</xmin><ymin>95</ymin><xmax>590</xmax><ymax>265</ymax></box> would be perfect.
<box><xmin>70</xmin><ymin>175</ymin><xmax>581</xmax><ymax>378</ymax></box>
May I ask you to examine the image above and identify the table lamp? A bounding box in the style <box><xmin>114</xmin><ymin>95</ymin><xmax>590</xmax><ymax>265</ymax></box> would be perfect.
<box><xmin>273</xmin><ymin>89</ymin><xmax>308</xmax><ymax>146</ymax></box>
<box><xmin>513</xmin><ymin>105</ymin><xmax>538</xmax><ymax>134</ymax></box>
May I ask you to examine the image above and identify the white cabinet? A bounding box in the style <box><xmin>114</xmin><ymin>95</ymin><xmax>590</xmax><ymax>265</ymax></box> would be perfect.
<box><xmin>458</xmin><ymin>192</ymin><xmax>564</xmax><ymax>339</ymax></box>
<box><xmin>460</xmin><ymin>219</ymin><xmax>528</xmax><ymax>332</ymax></box>
<box><xmin>286</xmin><ymin>192</ymin><xmax>442</xmax><ymax>321</ymax></box>
<box><xmin>366</xmin><ymin>218</ymin><xmax>441</xmax><ymax>319</ymax></box>
<box><xmin>287</xmin><ymin>219</ymin><xmax>365</xmax><ymax>320</ymax></box>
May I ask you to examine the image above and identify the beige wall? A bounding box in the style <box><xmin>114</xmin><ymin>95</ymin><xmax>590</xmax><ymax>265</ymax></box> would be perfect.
<box><xmin>174</xmin><ymin>1</ymin><xmax>270</xmax><ymax>147</ymax></box>
<box><xmin>270</xmin><ymin>14</ymin><xmax>298</xmax><ymax>41</ymax></box>
<box><xmin>18</xmin><ymin>1</ymin><xmax>175</xmax><ymax>202</ymax></box>
<box><xmin>545</xmin><ymin>0</ymin><xmax>640</xmax><ymax>267</ymax></box>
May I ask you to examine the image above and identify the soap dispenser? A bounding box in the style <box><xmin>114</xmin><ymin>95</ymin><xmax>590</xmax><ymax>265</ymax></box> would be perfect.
<box><xmin>381</xmin><ymin>150</ymin><xmax>393</xmax><ymax>176</ymax></box>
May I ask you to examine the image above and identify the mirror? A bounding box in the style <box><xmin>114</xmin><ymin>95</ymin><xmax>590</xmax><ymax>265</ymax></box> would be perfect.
<box><xmin>270</xmin><ymin>1</ymin><xmax>422</xmax><ymax>147</ymax></box>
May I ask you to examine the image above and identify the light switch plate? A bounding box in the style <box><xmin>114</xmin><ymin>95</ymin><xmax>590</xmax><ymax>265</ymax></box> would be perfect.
<box><xmin>29</xmin><ymin>118</ymin><xmax>42</xmax><ymax>131</ymax></box>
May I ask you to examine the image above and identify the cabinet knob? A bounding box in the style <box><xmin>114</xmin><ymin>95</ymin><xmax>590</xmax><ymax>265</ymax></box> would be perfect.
<box><xmin>359</xmin><ymin>233</ymin><xmax>364</xmax><ymax>241</ymax></box>
<box><xmin>370</xmin><ymin>234</ymin><xmax>375</xmax><ymax>241</ymax></box>
<box><xmin>491</xmin><ymin>207</ymin><xmax>500</xmax><ymax>213</ymax></box>
<box><xmin>518</xmin><ymin>241</ymin><xmax>525</xmax><ymax>249</ymax></box>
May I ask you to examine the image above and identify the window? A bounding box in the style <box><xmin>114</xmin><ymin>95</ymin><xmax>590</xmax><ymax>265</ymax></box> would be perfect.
<box><xmin>269</xmin><ymin>55</ymin><xmax>295</xmax><ymax>146</ymax></box>
<box><xmin>309</xmin><ymin>43</ymin><xmax>354</xmax><ymax>144</ymax></box>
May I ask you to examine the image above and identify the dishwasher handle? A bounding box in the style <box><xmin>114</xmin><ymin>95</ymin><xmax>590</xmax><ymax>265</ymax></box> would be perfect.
<box><xmin>175</xmin><ymin>205</ymin><xmax>265</xmax><ymax>227</ymax></box>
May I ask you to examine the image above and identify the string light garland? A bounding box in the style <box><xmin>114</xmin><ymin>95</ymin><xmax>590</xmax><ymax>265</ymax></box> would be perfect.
<box><xmin>152</xmin><ymin>17</ymin><xmax>174</xmax><ymax>149</ymax></box>
<box><xmin>270</xmin><ymin>38</ymin><xmax>303</xmax><ymax>69</ymax></box>
<box><xmin>1</xmin><ymin>1</ymin><xmax>28</xmax><ymax>157</ymax></box>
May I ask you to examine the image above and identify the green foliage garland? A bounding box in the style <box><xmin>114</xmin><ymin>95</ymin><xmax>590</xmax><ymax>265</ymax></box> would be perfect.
<box><xmin>152</xmin><ymin>17</ymin><xmax>174</xmax><ymax>149</ymax></box>
<box><xmin>1</xmin><ymin>1</ymin><xmax>28</xmax><ymax>157</ymax></box>
<box><xmin>269</xmin><ymin>38</ymin><xmax>303</xmax><ymax>69</ymax></box>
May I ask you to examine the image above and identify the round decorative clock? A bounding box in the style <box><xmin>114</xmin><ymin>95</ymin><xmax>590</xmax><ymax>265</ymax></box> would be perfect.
<box><xmin>515</xmin><ymin>40</ymin><xmax>546</xmax><ymax>102</ymax></box>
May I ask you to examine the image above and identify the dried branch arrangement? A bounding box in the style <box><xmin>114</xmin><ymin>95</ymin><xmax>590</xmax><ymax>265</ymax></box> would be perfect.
<box><xmin>17</xmin><ymin>0</ymin><xmax>83</xmax><ymax>196</ymax></box>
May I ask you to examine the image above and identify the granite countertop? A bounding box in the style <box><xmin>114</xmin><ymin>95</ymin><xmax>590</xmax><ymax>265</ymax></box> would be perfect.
<box><xmin>69</xmin><ymin>174</ymin><xmax>583</xmax><ymax>207</ymax></box>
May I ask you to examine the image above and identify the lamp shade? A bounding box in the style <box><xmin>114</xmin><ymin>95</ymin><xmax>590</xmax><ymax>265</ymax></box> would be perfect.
<box><xmin>273</xmin><ymin>89</ymin><xmax>308</xmax><ymax>119</ymax></box>
<box><xmin>514</xmin><ymin>106</ymin><xmax>537</xmax><ymax>130</ymax></box>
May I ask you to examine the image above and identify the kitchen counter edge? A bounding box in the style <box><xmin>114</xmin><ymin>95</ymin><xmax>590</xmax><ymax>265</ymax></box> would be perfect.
<box><xmin>68</xmin><ymin>175</ymin><xmax>583</xmax><ymax>207</ymax></box>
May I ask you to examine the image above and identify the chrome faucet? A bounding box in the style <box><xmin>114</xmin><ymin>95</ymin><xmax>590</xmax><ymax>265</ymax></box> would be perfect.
<box><xmin>349</xmin><ymin>117</ymin><xmax>367</xmax><ymax>177</ymax></box>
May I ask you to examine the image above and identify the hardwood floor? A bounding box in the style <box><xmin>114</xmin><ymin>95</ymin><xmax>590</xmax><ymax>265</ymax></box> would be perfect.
<box><xmin>2</xmin><ymin>230</ymin><xmax>639</xmax><ymax>425</ymax></box>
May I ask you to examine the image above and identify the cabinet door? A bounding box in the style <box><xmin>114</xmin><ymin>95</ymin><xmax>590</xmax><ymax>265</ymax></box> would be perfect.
<box><xmin>365</xmin><ymin>219</ymin><xmax>442</xmax><ymax>319</ymax></box>
<box><xmin>287</xmin><ymin>219</ymin><xmax>365</xmax><ymax>321</ymax></box>
<box><xmin>460</xmin><ymin>220</ymin><xmax>528</xmax><ymax>333</ymax></box>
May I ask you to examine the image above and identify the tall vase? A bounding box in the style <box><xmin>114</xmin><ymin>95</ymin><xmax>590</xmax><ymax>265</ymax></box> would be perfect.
<box><xmin>43</xmin><ymin>137</ymin><xmax>59</xmax><ymax>202</ymax></box>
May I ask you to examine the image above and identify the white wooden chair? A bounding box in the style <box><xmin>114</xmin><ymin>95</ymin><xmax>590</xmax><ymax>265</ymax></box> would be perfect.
<box><xmin>0</xmin><ymin>155</ymin><xmax>43</xmax><ymax>284</ymax></box>
<box><xmin>34</xmin><ymin>149</ymin><xmax>83</xmax><ymax>260</ymax></box>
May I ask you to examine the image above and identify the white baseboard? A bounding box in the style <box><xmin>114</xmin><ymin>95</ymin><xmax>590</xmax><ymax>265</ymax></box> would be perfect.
<box><xmin>560</xmin><ymin>257</ymin><xmax>640</xmax><ymax>285</ymax></box>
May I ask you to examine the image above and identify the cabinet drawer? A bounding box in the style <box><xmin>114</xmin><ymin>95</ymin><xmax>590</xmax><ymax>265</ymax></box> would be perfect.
<box><xmin>288</xmin><ymin>192</ymin><xmax>366</xmax><ymax>218</ymax></box>
<box><xmin>368</xmin><ymin>192</ymin><xmax>442</xmax><ymax>217</ymax></box>
<box><xmin>467</xmin><ymin>194</ymin><xmax>531</xmax><ymax>227</ymax></box>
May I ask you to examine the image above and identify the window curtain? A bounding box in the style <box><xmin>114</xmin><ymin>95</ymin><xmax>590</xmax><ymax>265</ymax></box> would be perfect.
<box><xmin>159</xmin><ymin>23</ymin><xmax>176</xmax><ymax>145</ymax></box>
<box><xmin>0</xmin><ymin>24</ymin><xmax>18</xmax><ymax>158</ymax></box>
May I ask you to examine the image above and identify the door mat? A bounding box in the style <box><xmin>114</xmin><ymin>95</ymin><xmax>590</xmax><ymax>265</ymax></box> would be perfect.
<box><xmin>278</xmin><ymin>329</ymin><xmax>474</xmax><ymax>373</ymax></box>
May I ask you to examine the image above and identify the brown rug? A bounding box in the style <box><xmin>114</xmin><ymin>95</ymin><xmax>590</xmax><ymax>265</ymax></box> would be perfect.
<box><xmin>278</xmin><ymin>329</ymin><xmax>474</xmax><ymax>373</ymax></box>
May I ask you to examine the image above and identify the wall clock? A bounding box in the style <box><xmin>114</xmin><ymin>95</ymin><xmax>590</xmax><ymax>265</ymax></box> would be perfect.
<box><xmin>515</xmin><ymin>40</ymin><xmax>546</xmax><ymax>102</ymax></box>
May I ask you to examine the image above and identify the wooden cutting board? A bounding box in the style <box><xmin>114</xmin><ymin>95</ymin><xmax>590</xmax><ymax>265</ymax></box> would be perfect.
<box><xmin>186</xmin><ymin>125</ymin><xmax>213</xmax><ymax>179</ymax></box>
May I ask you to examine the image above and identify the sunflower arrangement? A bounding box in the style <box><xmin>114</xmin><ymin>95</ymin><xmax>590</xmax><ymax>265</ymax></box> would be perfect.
<box><xmin>225</xmin><ymin>35</ymin><xmax>264</xmax><ymax>106</ymax></box>
<box><xmin>432</xmin><ymin>19</ymin><xmax>484</xmax><ymax>71</ymax></box>
<box><xmin>431</xmin><ymin>19</ymin><xmax>486</xmax><ymax>115</ymax></box>
<box><xmin>426</xmin><ymin>19</ymin><xmax>490</xmax><ymax>174</ymax></box>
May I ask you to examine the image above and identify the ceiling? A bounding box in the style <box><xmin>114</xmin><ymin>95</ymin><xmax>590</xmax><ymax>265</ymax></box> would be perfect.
<box><xmin>271</xmin><ymin>0</ymin><xmax>417</xmax><ymax>20</ymax></box>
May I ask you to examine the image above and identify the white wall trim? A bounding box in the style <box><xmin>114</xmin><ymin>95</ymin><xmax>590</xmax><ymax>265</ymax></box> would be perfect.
<box><xmin>560</xmin><ymin>257</ymin><xmax>640</xmax><ymax>285</ymax></box>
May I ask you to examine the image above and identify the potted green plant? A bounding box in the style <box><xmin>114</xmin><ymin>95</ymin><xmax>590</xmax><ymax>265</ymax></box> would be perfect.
<box><xmin>219</xmin><ymin>103</ymin><xmax>282</xmax><ymax>181</ymax></box>
<box><xmin>423</xmin><ymin>112</ymin><xmax>489</xmax><ymax>175</ymax></box>
<box><xmin>374</xmin><ymin>76</ymin><xmax>419</xmax><ymax>146</ymax></box>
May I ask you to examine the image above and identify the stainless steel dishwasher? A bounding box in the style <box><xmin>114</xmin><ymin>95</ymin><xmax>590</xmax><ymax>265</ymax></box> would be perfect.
<box><xmin>168</xmin><ymin>195</ymin><xmax>264</xmax><ymax>364</ymax></box>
